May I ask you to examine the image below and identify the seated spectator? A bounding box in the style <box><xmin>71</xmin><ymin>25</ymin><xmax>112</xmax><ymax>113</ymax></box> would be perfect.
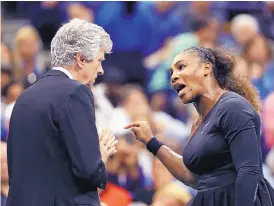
<box><xmin>233</xmin><ymin>56</ymin><xmax>249</xmax><ymax>77</ymax></box>
<box><xmin>180</xmin><ymin>1</ymin><xmax>227</xmax><ymax>32</ymax></box>
<box><xmin>243</xmin><ymin>35</ymin><xmax>274</xmax><ymax>99</ymax></box>
<box><xmin>16</xmin><ymin>1</ymin><xmax>63</xmax><ymax>49</ymax></box>
<box><xmin>106</xmin><ymin>135</ymin><xmax>147</xmax><ymax>193</ymax></box>
<box><xmin>12</xmin><ymin>26</ymin><xmax>44</xmax><ymax>88</ymax></box>
<box><xmin>229</xmin><ymin>14</ymin><xmax>260</xmax><ymax>54</ymax></box>
<box><xmin>65</xmin><ymin>2</ymin><xmax>94</xmax><ymax>22</ymax></box>
<box><xmin>80</xmin><ymin>2</ymin><xmax>152</xmax><ymax>54</ymax></box>
<box><xmin>1</xmin><ymin>66</ymin><xmax>13</xmax><ymax>107</ymax></box>
<box><xmin>257</xmin><ymin>2</ymin><xmax>274</xmax><ymax>41</ymax></box>
<box><xmin>1</xmin><ymin>42</ymin><xmax>12</xmax><ymax>66</ymax></box>
<box><xmin>3</xmin><ymin>81</ymin><xmax>24</xmax><ymax>130</ymax></box>
<box><xmin>136</xmin><ymin>2</ymin><xmax>187</xmax><ymax>56</ymax></box>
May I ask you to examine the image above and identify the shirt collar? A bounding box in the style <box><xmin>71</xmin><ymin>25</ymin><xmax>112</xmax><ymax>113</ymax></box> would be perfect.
<box><xmin>52</xmin><ymin>67</ymin><xmax>74</xmax><ymax>79</ymax></box>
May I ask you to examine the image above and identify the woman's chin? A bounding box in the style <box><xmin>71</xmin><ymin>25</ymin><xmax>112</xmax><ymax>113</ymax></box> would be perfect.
<box><xmin>180</xmin><ymin>94</ymin><xmax>194</xmax><ymax>104</ymax></box>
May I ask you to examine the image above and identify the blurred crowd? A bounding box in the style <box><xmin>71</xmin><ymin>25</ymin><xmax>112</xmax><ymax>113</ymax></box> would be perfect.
<box><xmin>1</xmin><ymin>1</ymin><xmax>274</xmax><ymax>206</ymax></box>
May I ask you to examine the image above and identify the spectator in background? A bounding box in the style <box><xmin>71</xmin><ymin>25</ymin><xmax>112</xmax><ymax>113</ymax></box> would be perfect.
<box><xmin>12</xmin><ymin>26</ymin><xmax>44</xmax><ymax>88</ymax></box>
<box><xmin>107</xmin><ymin>135</ymin><xmax>146</xmax><ymax>192</ymax></box>
<box><xmin>181</xmin><ymin>2</ymin><xmax>227</xmax><ymax>32</ymax></box>
<box><xmin>257</xmin><ymin>2</ymin><xmax>274</xmax><ymax>41</ymax></box>
<box><xmin>243</xmin><ymin>35</ymin><xmax>274</xmax><ymax>100</ymax></box>
<box><xmin>3</xmin><ymin>81</ymin><xmax>24</xmax><ymax>131</ymax></box>
<box><xmin>94</xmin><ymin>2</ymin><xmax>152</xmax><ymax>55</ymax></box>
<box><xmin>1</xmin><ymin>142</ymin><xmax>9</xmax><ymax>206</ymax></box>
<box><xmin>16</xmin><ymin>1</ymin><xmax>63</xmax><ymax>49</ymax></box>
<box><xmin>1</xmin><ymin>66</ymin><xmax>13</xmax><ymax>101</ymax></box>
<box><xmin>137</xmin><ymin>2</ymin><xmax>188</xmax><ymax>56</ymax></box>
<box><xmin>66</xmin><ymin>2</ymin><xmax>94</xmax><ymax>22</ymax></box>
<box><xmin>1</xmin><ymin>42</ymin><xmax>12</xmax><ymax>66</ymax></box>
<box><xmin>230</xmin><ymin>14</ymin><xmax>260</xmax><ymax>54</ymax></box>
<box><xmin>1</xmin><ymin>42</ymin><xmax>13</xmax><ymax>107</ymax></box>
<box><xmin>1</xmin><ymin>66</ymin><xmax>13</xmax><ymax>142</ymax></box>
<box><xmin>61</xmin><ymin>2</ymin><xmax>107</xmax><ymax>26</ymax></box>
<box><xmin>233</xmin><ymin>56</ymin><xmax>249</xmax><ymax>77</ymax></box>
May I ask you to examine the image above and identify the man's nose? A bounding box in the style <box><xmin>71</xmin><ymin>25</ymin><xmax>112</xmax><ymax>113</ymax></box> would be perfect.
<box><xmin>98</xmin><ymin>64</ymin><xmax>104</xmax><ymax>76</ymax></box>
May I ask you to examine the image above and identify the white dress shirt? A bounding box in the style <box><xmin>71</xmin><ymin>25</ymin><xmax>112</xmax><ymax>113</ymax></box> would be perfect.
<box><xmin>52</xmin><ymin>67</ymin><xmax>74</xmax><ymax>79</ymax></box>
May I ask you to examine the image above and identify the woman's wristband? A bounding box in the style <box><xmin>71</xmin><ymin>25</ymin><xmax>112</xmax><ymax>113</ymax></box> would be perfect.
<box><xmin>146</xmin><ymin>137</ymin><xmax>163</xmax><ymax>156</ymax></box>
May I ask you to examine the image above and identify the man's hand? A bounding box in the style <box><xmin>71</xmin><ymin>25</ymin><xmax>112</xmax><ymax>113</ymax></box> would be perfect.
<box><xmin>98</xmin><ymin>128</ymin><xmax>118</xmax><ymax>164</ymax></box>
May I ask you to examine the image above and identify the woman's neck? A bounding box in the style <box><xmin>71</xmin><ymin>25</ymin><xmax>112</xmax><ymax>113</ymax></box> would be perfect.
<box><xmin>193</xmin><ymin>87</ymin><xmax>224</xmax><ymax>119</ymax></box>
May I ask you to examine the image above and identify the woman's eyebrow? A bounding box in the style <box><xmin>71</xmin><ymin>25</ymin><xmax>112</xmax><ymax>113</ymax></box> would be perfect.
<box><xmin>174</xmin><ymin>60</ymin><xmax>183</xmax><ymax>67</ymax></box>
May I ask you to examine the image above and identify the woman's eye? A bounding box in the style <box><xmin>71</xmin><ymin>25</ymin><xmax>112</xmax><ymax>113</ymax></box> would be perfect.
<box><xmin>178</xmin><ymin>64</ymin><xmax>186</xmax><ymax>70</ymax></box>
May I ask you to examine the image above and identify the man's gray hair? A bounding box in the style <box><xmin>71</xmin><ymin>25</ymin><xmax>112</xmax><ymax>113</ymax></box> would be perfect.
<box><xmin>50</xmin><ymin>18</ymin><xmax>113</xmax><ymax>67</ymax></box>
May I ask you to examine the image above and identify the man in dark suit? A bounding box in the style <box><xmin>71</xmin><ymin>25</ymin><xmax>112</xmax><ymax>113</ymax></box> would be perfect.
<box><xmin>7</xmin><ymin>18</ymin><xmax>116</xmax><ymax>206</ymax></box>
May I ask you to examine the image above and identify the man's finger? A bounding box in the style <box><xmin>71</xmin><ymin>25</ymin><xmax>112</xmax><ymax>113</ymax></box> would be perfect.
<box><xmin>108</xmin><ymin>139</ymin><xmax>118</xmax><ymax>148</ymax></box>
<box><xmin>111</xmin><ymin>139</ymin><xmax>118</xmax><ymax>148</ymax></box>
<box><xmin>106</xmin><ymin>136</ymin><xmax>116</xmax><ymax>148</ymax></box>
<box><xmin>99</xmin><ymin>128</ymin><xmax>107</xmax><ymax>140</ymax></box>
<box><xmin>110</xmin><ymin>149</ymin><xmax>117</xmax><ymax>156</ymax></box>
<box><xmin>100</xmin><ymin>132</ymin><xmax>109</xmax><ymax>145</ymax></box>
<box><xmin>108</xmin><ymin>147</ymin><xmax>117</xmax><ymax>156</ymax></box>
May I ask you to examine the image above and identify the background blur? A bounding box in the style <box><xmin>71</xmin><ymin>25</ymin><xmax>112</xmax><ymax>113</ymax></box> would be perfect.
<box><xmin>1</xmin><ymin>1</ymin><xmax>274</xmax><ymax>206</ymax></box>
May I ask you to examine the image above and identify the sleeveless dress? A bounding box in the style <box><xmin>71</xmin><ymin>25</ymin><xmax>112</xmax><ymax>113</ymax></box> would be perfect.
<box><xmin>183</xmin><ymin>92</ymin><xmax>274</xmax><ymax>206</ymax></box>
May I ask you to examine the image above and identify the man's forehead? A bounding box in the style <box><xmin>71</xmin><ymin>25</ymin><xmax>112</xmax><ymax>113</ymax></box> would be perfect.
<box><xmin>97</xmin><ymin>48</ymin><xmax>105</xmax><ymax>60</ymax></box>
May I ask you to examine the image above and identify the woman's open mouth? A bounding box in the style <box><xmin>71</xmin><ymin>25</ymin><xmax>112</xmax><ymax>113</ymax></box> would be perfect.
<box><xmin>173</xmin><ymin>83</ymin><xmax>186</xmax><ymax>94</ymax></box>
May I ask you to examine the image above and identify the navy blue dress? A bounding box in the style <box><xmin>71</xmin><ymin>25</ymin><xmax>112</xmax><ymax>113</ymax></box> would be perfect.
<box><xmin>183</xmin><ymin>91</ymin><xmax>274</xmax><ymax>206</ymax></box>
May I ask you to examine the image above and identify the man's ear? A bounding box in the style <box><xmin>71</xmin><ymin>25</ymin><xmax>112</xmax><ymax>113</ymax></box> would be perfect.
<box><xmin>204</xmin><ymin>62</ymin><xmax>212</xmax><ymax>77</ymax></box>
<box><xmin>75</xmin><ymin>53</ymin><xmax>85</xmax><ymax>69</ymax></box>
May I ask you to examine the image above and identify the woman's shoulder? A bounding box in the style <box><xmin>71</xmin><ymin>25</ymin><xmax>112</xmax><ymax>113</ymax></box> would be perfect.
<box><xmin>217</xmin><ymin>91</ymin><xmax>256</xmax><ymax>115</ymax></box>
<box><xmin>215</xmin><ymin>91</ymin><xmax>261</xmax><ymax>130</ymax></box>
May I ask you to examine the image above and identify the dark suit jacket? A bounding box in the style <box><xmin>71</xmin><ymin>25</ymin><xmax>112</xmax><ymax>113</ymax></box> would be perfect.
<box><xmin>7</xmin><ymin>69</ymin><xmax>107</xmax><ymax>206</ymax></box>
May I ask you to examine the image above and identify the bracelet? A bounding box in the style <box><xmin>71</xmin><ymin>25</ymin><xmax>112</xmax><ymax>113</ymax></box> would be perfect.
<box><xmin>146</xmin><ymin>137</ymin><xmax>163</xmax><ymax>156</ymax></box>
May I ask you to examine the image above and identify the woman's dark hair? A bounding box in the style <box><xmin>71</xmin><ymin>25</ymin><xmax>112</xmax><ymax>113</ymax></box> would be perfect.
<box><xmin>184</xmin><ymin>46</ymin><xmax>261</xmax><ymax>114</ymax></box>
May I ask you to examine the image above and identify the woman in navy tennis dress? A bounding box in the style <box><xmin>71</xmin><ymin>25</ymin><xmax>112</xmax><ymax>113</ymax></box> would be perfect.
<box><xmin>125</xmin><ymin>47</ymin><xmax>274</xmax><ymax>206</ymax></box>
